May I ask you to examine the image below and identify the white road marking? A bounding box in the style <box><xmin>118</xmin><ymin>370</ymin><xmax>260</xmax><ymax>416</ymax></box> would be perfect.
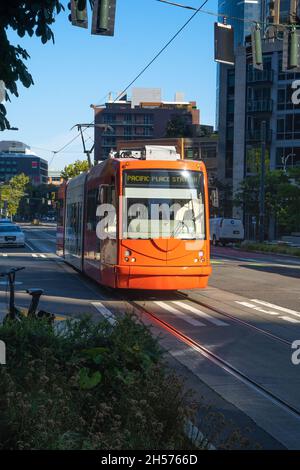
<box><xmin>251</xmin><ymin>299</ymin><xmax>300</xmax><ymax>319</ymax></box>
<box><xmin>172</xmin><ymin>301</ymin><xmax>228</xmax><ymax>326</ymax></box>
<box><xmin>154</xmin><ymin>301</ymin><xmax>205</xmax><ymax>327</ymax></box>
<box><xmin>1</xmin><ymin>253</ymin><xmax>7</xmax><ymax>257</ymax></box>
<box><xmin>91</xmin><ymin>302</ymin><xmax>116</xmax><ymax>325</ymax></box>
<box><xmin>40</xmin><ymin>254</ymin><xmax>47</xmax><ymax>258</ymax></box>
<box><xmin>236</xmin><ymin>301</ymin><xmax>279</xmax><ymax>316</ymax></box>
<box><xmin>279</xmin><ymin>316</ymin><xmax>300</xmax><ymax>324</ymax></box>
<box><xmin>236</xmin><ymin>300</ymin><xmax>300</xmax><ymax>324</ymax></box>
<box><xmin>32</xmin><ymin>254</ymin><xmax>38</xmax><ymax>258</ymax></box>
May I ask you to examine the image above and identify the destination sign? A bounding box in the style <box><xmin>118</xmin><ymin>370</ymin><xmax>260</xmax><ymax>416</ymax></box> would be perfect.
<box><xmin>124</xmin><ymin>170</ymin><xmax>202</xmax><ymax>188</ymax></box>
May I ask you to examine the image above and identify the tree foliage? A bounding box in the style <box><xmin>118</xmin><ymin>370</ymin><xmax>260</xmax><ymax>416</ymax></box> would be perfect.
<box><xmin>165</xmin><ymin>116</ymin><xmax>193</xmax><ymax>138</ymax></box>
<box><xmin>61</xmin><ymin>159</ymin><xmax>90</xmax><ymax>180</ymax></box>
<box><xmin>234</xmin><ymin>168</ymin><xmax>300</xmax><ymax>234</ymax></box>
<box><xmin>0</xmin><ymin>1</ymin><xmax>64</xmax><ymax>130</ymax></box>
<box><xmin>18</xmin><ymin>182</ymin><xmax>58</xmax><ymax>220</ymax></box>
<box><xmin>0</xmin><ymin>173</ymin><xmax>29</xmax><ymax>217</ymax></box>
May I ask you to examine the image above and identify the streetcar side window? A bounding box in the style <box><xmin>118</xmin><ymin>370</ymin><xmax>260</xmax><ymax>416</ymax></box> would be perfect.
<box><xmin>86</xmin><ymin>188</ymin><xmax>98</xmax><ymax>231</ymax></box>
<box><xmin>97</xmin><ymin>181</ymin><xmax>117</xmax><ymax>239</ymax></box>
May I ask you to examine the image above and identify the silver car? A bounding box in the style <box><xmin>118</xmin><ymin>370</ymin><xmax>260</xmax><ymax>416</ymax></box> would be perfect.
<box><xmin>0</xmin><ymin>224</ymin><xmax>25</xmax><ymax>247</ymax></box>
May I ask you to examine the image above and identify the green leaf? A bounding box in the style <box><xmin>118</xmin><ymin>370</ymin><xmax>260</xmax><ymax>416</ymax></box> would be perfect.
<box><xmin>78</xmin><ymin>368</ymin><xmax>102</xmax><ymax>390</ymax></box>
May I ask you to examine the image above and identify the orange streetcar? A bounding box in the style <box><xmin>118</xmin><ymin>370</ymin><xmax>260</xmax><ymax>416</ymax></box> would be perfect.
<box><xmin>57</xmin><ymin>146</ymin><xmax>212</xmax><ymax>290</ymax></box>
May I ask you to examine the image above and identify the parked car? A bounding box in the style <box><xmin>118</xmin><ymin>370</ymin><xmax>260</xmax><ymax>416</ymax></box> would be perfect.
<box><xmin>0</xmin><ymin>224</ymin><xmax>25</xmax><ymax>247</ymax></box>
<box><xmin>210</xmin><ymin>218</ymin><xmax>244</xmax><ymax>246</ymax></box>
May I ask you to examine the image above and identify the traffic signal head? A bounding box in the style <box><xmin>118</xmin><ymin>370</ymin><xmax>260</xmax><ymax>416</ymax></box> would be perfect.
<box><xmin>91</xmin><ymin>0</ymin><xmax>117</xmax><ymax>36</ymax></box>
<box><xmin>282</xmin><ymin>27</ymin><xmax>300</xmax><ymax>71</ymax></box>
<box><xmin>251</xmin><ymin>24</ymin><xmax>263</xmax><ymax>70</ymax></box>
<box><xmin>68</xmin><ymin>0</ymin><xmax>88</xmax><ymax>29</ymax></box>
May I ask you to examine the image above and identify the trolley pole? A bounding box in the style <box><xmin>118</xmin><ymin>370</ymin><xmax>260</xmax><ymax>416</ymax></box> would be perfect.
<box><xmin>259</xmin><ymin>120</ymin><xmax>266</xmax><ymax>243</ymax></box>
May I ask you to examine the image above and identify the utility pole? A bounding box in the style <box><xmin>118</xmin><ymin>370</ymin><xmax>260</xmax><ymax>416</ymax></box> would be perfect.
<box><xmin>259</xmin><ymin>120</ymin><xmax>266</xmax><ymax>243</ymax></box>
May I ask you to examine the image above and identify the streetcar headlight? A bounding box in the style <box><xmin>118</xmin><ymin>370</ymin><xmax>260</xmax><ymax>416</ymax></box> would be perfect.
<box><xmin>125</xmin><ymin>257</ymin><xmax>129</xmax><ymax>262</ymax></box>
<box><xmin>131</xmin><ymin>258</ymin><xmax>136</xmax><ymax>262</ymax></box>
<box><xmin>198</xmin><ymin>251</ymin><xmax>204</xmax><ymax>257</ymax></box>
<box><xmin>125</xmin><ymin>250</ymin><xmax>131</xmax><ymax>256</ymax></box>
<box><xmin>194</xmin><ymin>258</ymin><xmax>198</xmax><ymax>263</ymax></box>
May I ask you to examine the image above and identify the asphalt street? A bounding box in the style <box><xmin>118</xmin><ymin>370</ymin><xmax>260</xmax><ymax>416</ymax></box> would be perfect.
<box><xmin>1</xmin><ymin>225</ymin><xmax>300</xmax><ymax>449</ymax></box>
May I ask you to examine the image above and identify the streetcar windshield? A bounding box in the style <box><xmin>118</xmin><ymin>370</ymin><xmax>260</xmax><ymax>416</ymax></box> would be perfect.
<box><xmin>122</xmin><ymin>169</ymin><xmax>205</xmax><ymax>239</ymax></box>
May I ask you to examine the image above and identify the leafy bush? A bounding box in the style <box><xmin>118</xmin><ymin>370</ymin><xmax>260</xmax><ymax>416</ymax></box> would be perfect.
<box><xmin>0</xmin><ymin>315</ymin><xmax>193</xmax><ymax>450</ymax></box>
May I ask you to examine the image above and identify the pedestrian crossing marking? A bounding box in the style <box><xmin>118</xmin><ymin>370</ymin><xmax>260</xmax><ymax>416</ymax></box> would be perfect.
<box><xmin>172</xmin><ymin>301</ymin><xmax>229</xmax><ymax>327</ymax></box>
<box><xmin>154</xmin><ymin>301</ymin><xmax>205</xmax><ymax>327</ymax></box>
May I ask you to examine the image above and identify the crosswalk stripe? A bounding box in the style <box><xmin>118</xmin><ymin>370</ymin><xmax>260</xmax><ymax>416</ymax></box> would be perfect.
<box><xmin>236</xmin><ymin>301</ymin><xmax>279</xmax><ymax>316</ymax></box>
<box><xmin>154</xmin><ymin>301</ymin><xmax>205</xmax><ymax>327</ymax></box>
<box><xmin>279</xmin><ymin>316</ymin><xmax>300</xmax><ymax>324</ymax></box>
<box><xmin>250</xmin><ymin>299</ymin><xmax>300</xmax><ymax>319</ymax></box>
<box><xmin>91</xmin><ymin>302</ymin><xmax>116</xmax><ymax>325</ymax></box>
<box><xmin>172</xmin><ymin>301</ymin><xmax>228</xmax><ymax>326</ymax></box>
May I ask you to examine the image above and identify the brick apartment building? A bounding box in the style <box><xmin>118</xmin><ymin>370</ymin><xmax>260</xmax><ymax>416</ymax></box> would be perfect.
<box><xmin>92</xmin><ymin>88</ymin><xmax>200</xmax><ymax>163</ymax></box>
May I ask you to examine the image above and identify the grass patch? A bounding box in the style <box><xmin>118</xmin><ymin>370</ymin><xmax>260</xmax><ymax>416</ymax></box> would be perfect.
<box><xmin>238</xmin><ymin>241</ymin><xmax>300</xmax><ymax>257</ymax></box>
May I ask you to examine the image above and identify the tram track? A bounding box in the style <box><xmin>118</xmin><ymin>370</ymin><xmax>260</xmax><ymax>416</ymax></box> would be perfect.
<box><xmin>125</xmin><ymin>295</ymin><xmax>300</xmax><ymax>422</ymax></box>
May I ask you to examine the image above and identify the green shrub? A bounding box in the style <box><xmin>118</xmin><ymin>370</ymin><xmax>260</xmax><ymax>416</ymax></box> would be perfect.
<box><xmin>0</xmin><ymin>315</ymin><xmax>193</xmax><ymax>450</ymax></box>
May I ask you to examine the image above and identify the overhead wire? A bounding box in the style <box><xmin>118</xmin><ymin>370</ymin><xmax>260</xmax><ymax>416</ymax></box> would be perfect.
<box><xmin>50</xmin><ymin>0</ymin><xmax>210</xmax><ymax>158</ymax></box>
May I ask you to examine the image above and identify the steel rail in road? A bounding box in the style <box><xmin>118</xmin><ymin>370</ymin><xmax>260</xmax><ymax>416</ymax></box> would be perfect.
<box><xmin>176</xmin><ymin>292</ymin><xmax>292</xmax><ymax>347</ymax></box>
<box><xmin>122</xmin><ymin>294</ymin><xmax>300</xmax><ymax>421</ymax></box>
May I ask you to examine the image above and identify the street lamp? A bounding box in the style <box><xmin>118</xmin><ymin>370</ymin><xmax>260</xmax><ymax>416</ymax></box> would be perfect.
<box><xmin>281</xmin><ymin>152</ymin><xmax>295</xmax><ymax>173</ymax></box>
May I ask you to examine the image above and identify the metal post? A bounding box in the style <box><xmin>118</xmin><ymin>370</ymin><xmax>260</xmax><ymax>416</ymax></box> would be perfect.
<box><xmin>259</xmin><ymin>121</ymin><xmax>266</xmax><ymax>243</ymax></box>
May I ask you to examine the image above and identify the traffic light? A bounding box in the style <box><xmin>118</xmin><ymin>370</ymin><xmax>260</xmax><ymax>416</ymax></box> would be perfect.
<box><xmin>251</xmin><ymin>24</ymin><xmax>263</xmax><ymax>70</ymax></box>
<box><xmin>91</xmin><ymin>0</ymin><xmax>117</xmax><ymax>36</ymax></box>
<box><xmin>68</xmin><ymin>0</ymin><xmax>88</xmax><ymax>29</ymax></box>
<box><xmin>282</xmin><ymin>27</ymin><xmax>300</xmax><ymax>71</ymax></box>
<box><xmin>214</xmin><ymin>22</ymin><xmax>234</xmax><ymax>65</ymax></box>
<box><xmin>289</xmin><ymin>27</ymin><xmax>298</xmax><ymax>68</ymax></box>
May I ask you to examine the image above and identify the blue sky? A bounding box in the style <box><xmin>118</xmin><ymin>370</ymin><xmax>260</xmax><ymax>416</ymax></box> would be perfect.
<box><xmin>2</xmin><ymin>0</ymin><xmax>217</xmax><ymax>170</ymax></box>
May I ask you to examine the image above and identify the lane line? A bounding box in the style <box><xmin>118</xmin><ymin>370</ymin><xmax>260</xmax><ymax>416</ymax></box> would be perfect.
<box><xmin>91</xmin><ymin>302</ymin><xmax>116</xmax><ymax>325</ymax></box>
<box><xmin>154</xmin><ymin>301</ymin><xmax>205</xmax><ymax>327</ymax></box>
<box><xmin>251</xmin><ymin>299</ymin><xmax>300</xmax><ymax>319</ymax></box>
<box><xmin>172</xmin><ymin>301</ymin><xmax>228</xmax><ymax>326</ymax></box>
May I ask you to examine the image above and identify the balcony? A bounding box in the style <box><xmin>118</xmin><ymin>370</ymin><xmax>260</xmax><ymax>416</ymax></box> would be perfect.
<box><xmin>247</xmin><ymin>99</ymin><xmax>273</xmax><ymax>113</ymax></box>
<box><xmin>247</xmin><ymin>69</ymin><xmax>273</xmax><ymax>84</ymax></box>
<box><xmin>246</xmin><ymin>129</ymin><xmax>272</xmax><ymax>142</ymax></box>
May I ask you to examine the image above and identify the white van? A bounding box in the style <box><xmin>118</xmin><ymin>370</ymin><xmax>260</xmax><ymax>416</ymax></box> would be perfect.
<box><xmin>210</xmin><ymin>218</ymin><xmax>244</xmax><ymax>246</ymax></box>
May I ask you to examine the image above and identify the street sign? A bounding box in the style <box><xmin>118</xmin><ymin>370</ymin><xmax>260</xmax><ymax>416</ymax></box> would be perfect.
<box><xmin>214</xmin><ymin>23</ymin><xmax>235</xmax><ymax>65</ymax></box>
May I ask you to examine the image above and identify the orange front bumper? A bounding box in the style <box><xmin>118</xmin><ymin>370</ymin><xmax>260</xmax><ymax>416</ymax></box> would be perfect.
<box><xmin>115</xmin><ymin>264</ymin><xmax>212</xmax><ymax>290</ymax></box>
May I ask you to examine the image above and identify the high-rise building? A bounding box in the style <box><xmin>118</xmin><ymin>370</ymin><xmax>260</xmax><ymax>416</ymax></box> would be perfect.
<box><xmin>92</xmin><ymin>88</ymin><xmax>200</xmax><ymax>163</ymax></box>
<box><xmin>0</xmin><ymin>141</ymin><xmax>48</xmax><ymax>185</ymax></box>
<box><xmin>231</xmin><ymin>38</ymin><xmax>300</xmax><ymax>238</ymax></box>
<box><xmin>217</xmin><ymin>1</ymin><xmax>262</xmax><ymax>187</ymax></box>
